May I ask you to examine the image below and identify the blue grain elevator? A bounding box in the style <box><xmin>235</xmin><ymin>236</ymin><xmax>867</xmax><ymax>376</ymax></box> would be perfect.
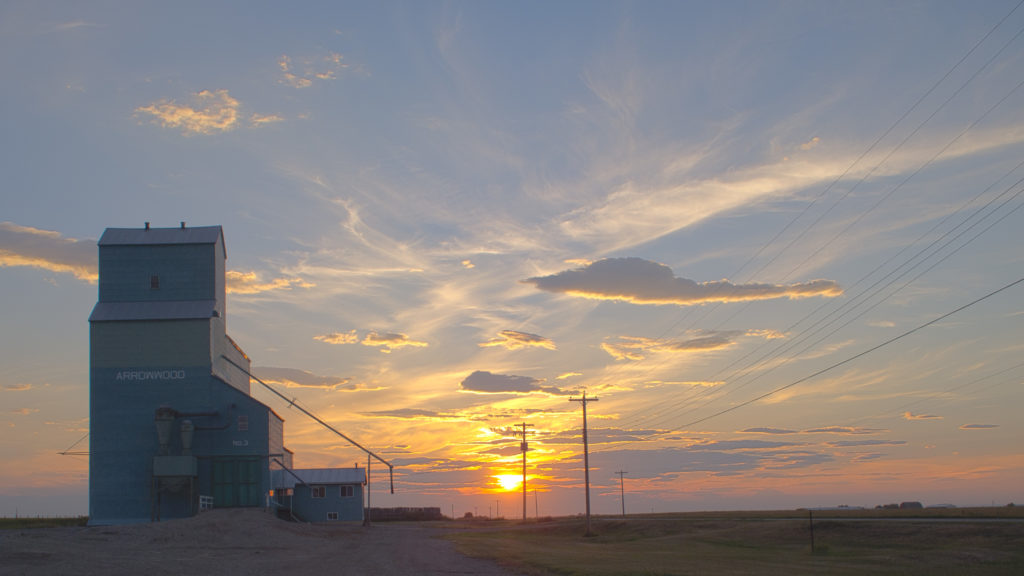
<box><xmin>87</xmin><ymin>222</ymin><xmax>291</xmax><ymax>524</ymax></box>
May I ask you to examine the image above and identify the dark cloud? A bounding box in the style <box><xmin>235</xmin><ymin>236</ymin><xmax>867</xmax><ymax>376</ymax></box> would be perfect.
<box><xmin>689</xmin><ymin>439</ymin><xmax>806</xmax><ymax>451</ymax></box>
<box><xmin>361</xmin><ymin>408</ymin><xmax>464</xmax><ymax>420</ymax></box>
<box><xmin>959</xmin><ymin>423</ymin><xmax>999</xmax><ymax>430</ymax></box>
<box><xmin>523</xmin><ymin>257</ymin><xmax>841</xmax><ymax>306</ymax></box>
<box><xmin>740</xmin><ymin>427</ymin><xmax>799</xmax><ymax>435</ymax></box>
<box><xmin>479</xmin><ymin>330</ymin><xmax>556</xmax><ymax>351</ymax></box>
<box><xmin>601</xmin><ymin>330</ymin><xmax>778</xmax><ymax>360</ymax></box>
<box><xmin>460</xmin><ymin>370</ymin><xmax>572</xmax><ymax>396</ymax></box>
<box><xmin>827</xmin><ymin>440</ymin><xmax>906</xmax><ymax>447</ymax></box>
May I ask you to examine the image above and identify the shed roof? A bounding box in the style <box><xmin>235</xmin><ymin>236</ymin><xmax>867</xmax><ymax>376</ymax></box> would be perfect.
<box><xmin>272</xmin><ymin>468</ymin><xmax>366</xmax><ymax>489</ymax></box>
<box><xmin>89</xmin><ymin>300</ymin><xmax>217</xmax><ymax>322</ymax></box>
<box><xmin>99</xmin><ymin>225</ymin><xmax>225</xmax><ymax>257</ymax></box>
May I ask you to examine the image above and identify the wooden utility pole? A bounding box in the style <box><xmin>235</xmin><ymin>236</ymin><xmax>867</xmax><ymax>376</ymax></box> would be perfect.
<box><xmin>516</xmin><ymin>422</ymin><xmax>533</xmax><ymax>521</ymax></box>
<box><xmin>569</xmin><ymin>391</ymin><xmax>599</xmax><ymax>536</ymax></box>
<box><xmin>615</xmin><ymin>470</ymin><xmax>628</xmax><ymax>516</ymax></box>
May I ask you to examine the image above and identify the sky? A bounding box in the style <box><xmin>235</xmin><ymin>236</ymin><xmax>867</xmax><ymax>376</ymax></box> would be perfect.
<box><xmin>2</xmin><ymin>1</ymin><xmax>1023</xmax><ymax>518</ymax></box>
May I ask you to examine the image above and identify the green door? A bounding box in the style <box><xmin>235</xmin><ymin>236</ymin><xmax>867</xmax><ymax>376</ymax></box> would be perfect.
<box><xmin>212</xmin><ymin>458</ymin><xmax>261</xmax><ymax>507</ymax></box>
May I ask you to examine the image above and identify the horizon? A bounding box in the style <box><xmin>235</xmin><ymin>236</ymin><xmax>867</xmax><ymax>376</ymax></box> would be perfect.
<box><xmin>2</xmin><ymin>1</ymin><xmax>1023</xmax><ymax>518</ymax></box>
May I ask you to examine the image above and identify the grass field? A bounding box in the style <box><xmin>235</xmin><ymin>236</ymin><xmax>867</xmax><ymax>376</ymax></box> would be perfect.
<box><xmin>0</xmin><ymin>516</ymin><xmax>88</xmax><ymax>530</ymax></box>
<box><xmin>444</xmin><ymin>508</ymin><xmax>1024</xmax><ymax>575</ymax></box>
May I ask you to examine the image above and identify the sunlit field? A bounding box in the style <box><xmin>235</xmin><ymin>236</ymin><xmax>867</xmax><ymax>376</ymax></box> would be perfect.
<box><xmin>445</xmin><ymin>507</ymin><xmax>1024</xmax><ymax>576</ymax></box>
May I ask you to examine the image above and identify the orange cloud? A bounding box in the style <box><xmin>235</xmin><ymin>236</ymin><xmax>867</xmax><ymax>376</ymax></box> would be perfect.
<box><xmin>225</xmin><ymin>270</ymin><xmax>314</xmax><ymax>294</ymax></box>
<box><xmin>136</xmin><ymin>89</ymin><xmax>240</xmax><ymax>135</ymax></box>
<box><xmin>314</xmin><ymin>331</ymin><xmax>360</xmax><ymax>345</ymax></box>
<box><xmin>524</xmin><ymin>257</ymin><xmax>841</xmax><ymax>306</ymax></box>
<box><xmin>0</xmin><ymin>222</ymin><xmax>97</xmax><ymax>282</ymax></box>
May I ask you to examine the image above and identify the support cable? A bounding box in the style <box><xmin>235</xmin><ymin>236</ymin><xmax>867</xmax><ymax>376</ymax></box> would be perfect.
<box><xmin>221</xmin><ymin>355</ymin><xmax>394</xmax><ymax>493</ymax></box>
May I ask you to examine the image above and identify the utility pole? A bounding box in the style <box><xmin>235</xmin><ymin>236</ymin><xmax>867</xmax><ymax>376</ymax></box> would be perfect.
<box><xmin>615</xmin><ymin>470</ymin><xmax>628</xmax><ymax>516</ymax></box>
<box><xmin>364</xmin><ymin>453</ymin><xmax>371</xmax><ymax>526</ymax></box>
<box><xmin>569</xmin><ymin>391</ymin><xmax>599</xmax><ymax>536</ymax></box>
<box><xmin>515</xmin><ymin>422</ymin><xmax>533</xmax><ymax>521</ymax></box>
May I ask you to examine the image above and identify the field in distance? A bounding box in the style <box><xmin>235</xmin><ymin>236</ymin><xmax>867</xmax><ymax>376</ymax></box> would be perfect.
<box><xmin>443</xmin><ymin>507</ymin><xmax>1024</xmax><ymax>576</ymax></box>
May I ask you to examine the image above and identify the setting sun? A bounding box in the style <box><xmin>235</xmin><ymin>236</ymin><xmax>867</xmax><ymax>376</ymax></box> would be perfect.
<box><xmin>494</xmin><ymin>474</ymin><xmax>522</xmax><ymax>491</ymax></box>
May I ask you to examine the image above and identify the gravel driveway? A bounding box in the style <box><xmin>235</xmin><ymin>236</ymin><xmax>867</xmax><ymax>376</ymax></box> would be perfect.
<box><xmin>0</xmin><ymin>509</ymin><xmax>526</xmax><ymax>576</ymax></box>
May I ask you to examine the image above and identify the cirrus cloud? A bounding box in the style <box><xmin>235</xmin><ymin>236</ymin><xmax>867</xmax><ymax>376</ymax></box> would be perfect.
<box><xmin>601</xmin><ymin>329</ymin><xmax>783</xmax><ymax>361</ymax></box>
<box><xmin>523</xmin><ymin>257</ymin><xmax>841</xmax><ymax>306</ymax></box>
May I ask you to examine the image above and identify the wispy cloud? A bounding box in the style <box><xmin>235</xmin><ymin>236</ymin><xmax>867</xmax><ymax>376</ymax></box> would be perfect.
<box><xmin>524</xmin><ymin>258</ymin><xmax>841</xmax><ymax>306</ymax></box>
<box><xmin>479</xmin><ymin>330</ymin><xmax>556</xmax><ymax>351</ymax></box>
<box><xmin>226</xmin><ymin>270</ymin><xmax>313</xmax><ymax>294</ymax></box>
<box><xmin>249</xmin><ymin>113</ymin><xmax>284</xmax><ymax>127</ymax></box>
<box><xmin>959</xmin><ymin>423</ymin><xmax>999</xmax><ymax>430</ymax></box>
<box><xmin>741</xmin><ymin>426</ymin><xmax>886</xmax><ymax>435</ymax></box>
<box><xmin>279</xmin><ymin>52</ymin><xmax>348</xmax><ymax>89</ymax></box>
<box><xmin>601</xmin><ymin>329</ymin><xmax>782</xmax><ymax>361</ymax></box>
<box><xmin>11</xmin><ymin>408</ymin><xmax>39</xmax><ymax>416</ymax></box>
<box><xmin>313</xmin><ymin>330</ymin><xmax>429</xmax><ymax>353</ymax></box>
<box><xmin>0</xmin><ymin>222</ymin><xmax>97</xmax><ymax>282</ymax></box>
<box><xmin>903</xmin><ymin>411</ymin><xmax>943</xmax><ymax>421</ymax></box>
<box><xmin>136</xmin><ymin>89</ymin><xmax>241</xmax><ymax>135</ymax></box>
<box><xmin>3</xmin><ymin>384</ymin><xmax>33</xmax><ymax>392</ymax></box>
<box><xmin>253</xmin><ymin>366</ymin><xmax>374</xmax><ymax>391</ymax></box>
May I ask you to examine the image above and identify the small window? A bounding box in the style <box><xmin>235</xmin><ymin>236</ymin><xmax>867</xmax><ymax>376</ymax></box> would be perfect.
<box><xmin>237</xmin><ymin>415</ymin><xmax>248</xmax><ymax>431</ymax></box>
<box><xmin>311</xmin><ymin>486</ymin><xmax>326</xmax><ymax>498</ymax></box>
<box><xmin>150</xmin><ymin>275</ymin><xmax>160</xmax><ymax>289</ymax></box>
<box><xmin>327</xmin><ymin>512</ymin><xmax>339</xmax><ymax>521</ymax></box>
<box><xmin>340</xmin><ymin>485</ymin><xmax>354</xmax><ymax>498</ymax></box>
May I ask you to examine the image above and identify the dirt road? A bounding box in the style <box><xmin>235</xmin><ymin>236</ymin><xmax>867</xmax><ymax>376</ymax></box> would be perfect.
<box><xmin>0</xmin><ymin>509</ymin><xmax>526</xmax><ymax>576</ymax></box>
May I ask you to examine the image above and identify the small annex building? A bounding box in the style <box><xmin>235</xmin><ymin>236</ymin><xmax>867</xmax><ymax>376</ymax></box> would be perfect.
<box><xmin>272</xmin><ymin>468</ymin><xmax>366</xmax><ymax>523</ymax></box>
<box><xmin>88</xmin><ymin>223</ymin><xmax>364</xmax><ymax>525</ymax></box>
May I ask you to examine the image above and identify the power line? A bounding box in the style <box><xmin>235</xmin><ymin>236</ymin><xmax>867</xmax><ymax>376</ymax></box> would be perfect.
<box><xmin>601</xmin><ymin>3</ymin><xmax>1024</xmax><ymax>428</ymax></box>
<box><xmin>679</xmin><ymin>274</ymin><xmax>1024</xmax><ymax>429</ymax></box>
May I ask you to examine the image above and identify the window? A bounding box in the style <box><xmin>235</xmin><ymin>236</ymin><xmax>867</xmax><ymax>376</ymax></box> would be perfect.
<box><xmin>340</xmin><ymin>485</ymin><xmax>354</xmax><ymax>498</ymax></box>
<box><xmin>237</xmin><ymin>415</ymin><xmax>248</xmax><ymax>432</ymax></box>
<box><xmin>327</xmin><ymin>512</ymin><xmax>338</xmax><ymax>521</ymax></box>
<box><xmin>311</xmin><ymin>486</ymin><xmax>326</xmax><ymax>498</ymax></box>
<box><xmin>150</xmin><ymin>275</ymin><xmax>160</xmax><ymax>289</ymax></box>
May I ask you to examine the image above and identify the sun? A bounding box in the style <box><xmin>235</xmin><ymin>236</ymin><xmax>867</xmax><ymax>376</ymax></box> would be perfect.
<box><xmin>494</xmin><ymin>474</ymin><xmax>522</xmax><ymax>491</ymax></box>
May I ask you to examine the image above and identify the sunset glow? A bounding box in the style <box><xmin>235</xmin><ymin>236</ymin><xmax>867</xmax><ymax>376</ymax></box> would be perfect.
<box><xmin>2</xmin><ymin>2</ymin><xmax>1023</xmax><ymax>518</ymax></box>
<box><xmin>494</xmin><ymin>475</ymin><xmax>523</xmax><ymax>492</ymax></box>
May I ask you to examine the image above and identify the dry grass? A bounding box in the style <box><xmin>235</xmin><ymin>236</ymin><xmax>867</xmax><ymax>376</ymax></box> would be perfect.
<box><xmin>444</xmin><ymin>508</ymin><xmax>1024</xmax><ymax>576</ymax></box>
